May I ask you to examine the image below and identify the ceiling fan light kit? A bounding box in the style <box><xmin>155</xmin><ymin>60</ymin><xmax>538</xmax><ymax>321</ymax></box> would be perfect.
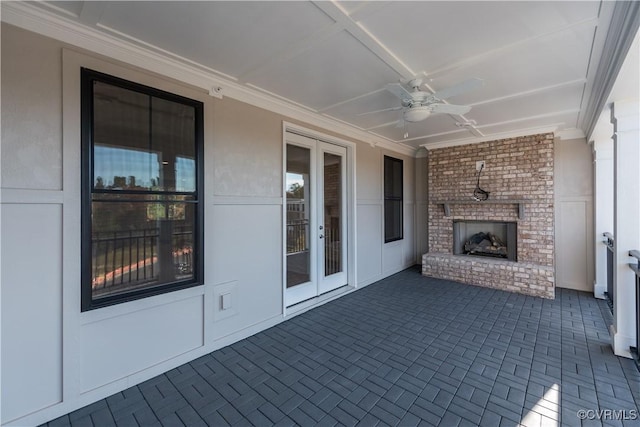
<box><xmin>403</xmin><ymin>106</ymin><xmax>431</xmax><ymax>122</ymax></box>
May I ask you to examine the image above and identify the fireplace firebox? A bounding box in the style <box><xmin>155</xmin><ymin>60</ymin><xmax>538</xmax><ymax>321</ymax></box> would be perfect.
<box><xmin>453</xmin><ymin>220</ymin><xmax>517</xmax><ymax>261</ymax></box>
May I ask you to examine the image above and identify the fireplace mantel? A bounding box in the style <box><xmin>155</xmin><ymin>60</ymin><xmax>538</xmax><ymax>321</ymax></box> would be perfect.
<box><xmin>434</xmin><ymin>199</ymin><xmax>529</xmax><ymax>219</ymax></box>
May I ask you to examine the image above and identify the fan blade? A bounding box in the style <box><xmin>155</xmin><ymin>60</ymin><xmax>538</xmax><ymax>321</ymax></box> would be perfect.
<box><xmin>431</xmin><ymin>78</ymin><xmax>483</xmax><ymax>101</ymax></box>
<box><xmin>430</xmin><ymin>103</ymin><xmax>471</xmax><ymax>115</ymax></box>
<box><xmin>358</xmin><ymin>106</ymin><xmax>403</xmax><ymax>116</ymax></box>
<box><xmin>385</xmin><ymin>82</ymin><xmax>412</xmax><ymax>100</ymax></box>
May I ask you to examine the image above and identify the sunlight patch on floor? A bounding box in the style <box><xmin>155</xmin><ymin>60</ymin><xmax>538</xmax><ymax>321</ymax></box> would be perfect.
<box><xmin>520</xmin><ymin>383</ymin><xmax>560</xmax><ymax>426</ymax></box>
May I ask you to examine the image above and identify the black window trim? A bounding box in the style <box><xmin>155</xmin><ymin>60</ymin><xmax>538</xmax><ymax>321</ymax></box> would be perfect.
<box><xmin>384</xmin><ymin>155</ymin><xmax>403</xmax><ymax>244</ymax></box>
<box><xmin>80</xmin><ymin>67</ymin><xmax>204</xmax><ymax>311</ymax></box>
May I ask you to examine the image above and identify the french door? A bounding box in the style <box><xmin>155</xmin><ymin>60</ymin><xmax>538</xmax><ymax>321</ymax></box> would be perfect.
<box><xmin>285</xmin><ymin>132</ymin><xmax>348</xmax><ymax>306</ymax></box>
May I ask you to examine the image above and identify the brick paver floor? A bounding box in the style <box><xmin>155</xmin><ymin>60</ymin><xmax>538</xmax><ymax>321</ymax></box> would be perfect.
<box><xmin>45</xmin><ymin>267</ymin><xmax>640</xmax><ymax>426</ymax></box>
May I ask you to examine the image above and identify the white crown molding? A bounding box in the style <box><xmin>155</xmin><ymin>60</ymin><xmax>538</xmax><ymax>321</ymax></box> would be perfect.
<box><xmin>421</xmin><ymin>125</ymin><xmax>558</xmax><ymax>150</ymax></box>
<box><xmin>555</xmin><ymin>128</ymin><xmax>586</xmax><ymax>141</ymax></box>
<box><xmin>1</xmin><ymin>2</ymin><xmax>417</xmax><ymax>158</ymax></box>
<box><xmin>414</xmin><ymin>147</ymin><xmax>428</xmax><ymax>158</ymax></box>
<box><xmin>581</xmin><ymin>0</ymin><xmax>640</xmax><ymax>140</ymax></box>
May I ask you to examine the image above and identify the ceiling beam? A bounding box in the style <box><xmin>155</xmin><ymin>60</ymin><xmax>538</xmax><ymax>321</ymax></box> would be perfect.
<box><xmin>317</xmin><ymin>88</ymin><xmax>385</xmax><ymax>113</ymax></box>
<box><xmin>365</xmin><ymin>119</ymin><xmax>403</xmax><ymax>131</ymax></box>
<box><xmin>312</xmin><ymin>1</ymin><xmax>414</xmax><ymax>80</ymax></box>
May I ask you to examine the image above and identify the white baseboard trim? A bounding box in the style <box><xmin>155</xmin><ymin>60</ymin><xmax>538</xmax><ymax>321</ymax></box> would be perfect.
<box><xmin>357</xmin><ymin>263</ymin><xmax>417</xmax><ymax>290</ymax></box>
<box><xmin>211</xmin><ymin>314</ymin><xmax>285</xmax><ymax>348</ymax></box>
<box><xmin>382</xmin><ymin>263</ymin><xmax>418</xmax><ymax>278</ymax></box>
<box><xmin>610</xmin><ymin>324</ymin><xmax>634</xmax><ymax>359</ymax></box>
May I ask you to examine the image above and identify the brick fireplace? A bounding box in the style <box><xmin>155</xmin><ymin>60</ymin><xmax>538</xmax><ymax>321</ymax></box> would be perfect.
<box><xmin>422</xmin><ymin>133</ymin><xmax>555</xmax><ymax>298</ymax></box>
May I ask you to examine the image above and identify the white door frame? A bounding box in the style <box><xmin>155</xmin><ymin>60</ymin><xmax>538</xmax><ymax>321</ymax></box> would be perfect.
<box><xmin>282</xmin><ymin>122</ymin><xmax>357</xmax><ymax>313</ymax></box>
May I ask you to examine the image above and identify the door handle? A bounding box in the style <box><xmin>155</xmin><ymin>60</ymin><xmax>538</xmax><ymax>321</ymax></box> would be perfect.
<box><xmin>319</xmin><ymin>235</ymin><xmax>324</xmax><ymax>239</ymax></box>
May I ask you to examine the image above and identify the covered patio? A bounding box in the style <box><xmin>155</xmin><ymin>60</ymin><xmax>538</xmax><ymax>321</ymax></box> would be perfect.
<box><xmin>44</xmin><ymin>268</ymin><xmax>640</xmax><ymax>426</ymax></box>
<box><xmin>2</xmin><ymin>2</ymin><xmax>640</xmax><ymax>426</ymax></box>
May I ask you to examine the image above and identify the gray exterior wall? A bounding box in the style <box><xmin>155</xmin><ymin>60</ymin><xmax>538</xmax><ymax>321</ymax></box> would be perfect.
<box><xmin>1</xmin><ymin>23</ymin><xmax>416</xmax><ymax>425</ymax></box>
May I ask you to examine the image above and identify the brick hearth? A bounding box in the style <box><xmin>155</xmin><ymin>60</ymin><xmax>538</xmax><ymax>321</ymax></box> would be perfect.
<box><xmin>422</xmin><ymin>133</ymin><xmax>555</xmax><ymax>298</ymax></box>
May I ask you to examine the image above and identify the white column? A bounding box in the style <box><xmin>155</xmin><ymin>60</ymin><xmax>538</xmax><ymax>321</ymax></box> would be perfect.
<box><xmin>592</xmin><ymin>137</ymin><xmax>614</xmax><ymax>299</ymax></box>
<box><xmin>611</xmin><ymin>100</ymin><xmax>640</xmax><ymax>358</ymax></box>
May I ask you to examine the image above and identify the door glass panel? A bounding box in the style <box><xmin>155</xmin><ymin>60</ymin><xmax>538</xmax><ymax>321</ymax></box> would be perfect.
<box><xmin>286</xmin><ymin>144</ymin><xmax>311</xmax><ymax>288</ymax></box>
<box><xmin>323</xmin><ymin>152</ymin><xmax>342</xmax><ymax>277</ymax></box>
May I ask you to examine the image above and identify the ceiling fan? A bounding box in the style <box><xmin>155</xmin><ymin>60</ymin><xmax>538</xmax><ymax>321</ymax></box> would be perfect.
<box><xmin>362</xmin><ymin>77</ymin><xmax>483</xmax><ymax>130</ymax></box>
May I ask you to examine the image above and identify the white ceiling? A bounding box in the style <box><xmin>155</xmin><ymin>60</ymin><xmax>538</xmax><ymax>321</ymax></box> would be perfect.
<box><xmin>15</xmin><ymin>1</ymin><xmax>638</xmax><ymax>150</ymax></box>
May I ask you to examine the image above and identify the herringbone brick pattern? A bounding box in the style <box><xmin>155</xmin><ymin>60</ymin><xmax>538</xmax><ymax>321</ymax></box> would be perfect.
<box><xmin>44</xmin><ymin>268</ymin><xmax>640</xmax><ymax>426</ymax></box>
